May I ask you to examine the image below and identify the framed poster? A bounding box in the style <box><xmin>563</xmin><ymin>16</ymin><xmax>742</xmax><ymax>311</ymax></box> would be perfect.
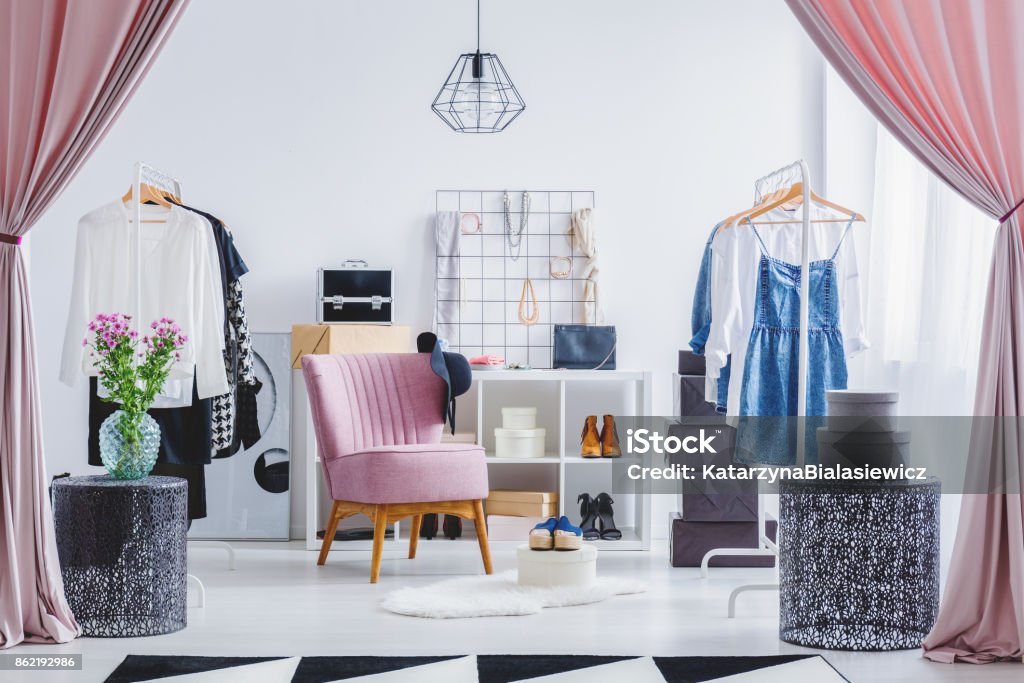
<box><xmin>190</xmin><ymin>332</ymin><xmax>291</xmax><ymax>540</ymax></box>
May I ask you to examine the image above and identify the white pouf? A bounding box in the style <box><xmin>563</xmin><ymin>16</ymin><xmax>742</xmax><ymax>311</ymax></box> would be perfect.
<box><xmin>517</xmin><ymin>544</ymin><xmax>597</xmax><ymax>588</ymax></box>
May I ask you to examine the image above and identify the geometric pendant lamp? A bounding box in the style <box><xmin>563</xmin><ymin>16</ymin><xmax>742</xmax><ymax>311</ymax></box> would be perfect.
<box><xmin>431</xmin><ymin>0</ymin><xmax>525</xmax><ymax>133</ymax></box>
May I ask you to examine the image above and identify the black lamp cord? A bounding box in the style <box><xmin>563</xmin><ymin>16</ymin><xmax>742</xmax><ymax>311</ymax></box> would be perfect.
<box><xmin>473</xmin><ymin>0</ymin><xmax>482</xmax><ymax>78</ymax></box>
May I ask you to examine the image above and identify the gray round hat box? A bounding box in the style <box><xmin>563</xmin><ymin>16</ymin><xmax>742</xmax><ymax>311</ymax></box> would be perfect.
<box><xmin>826</xmin><ymin>390</ymin><xmax>899</xmax><ymax>432</ymax></box>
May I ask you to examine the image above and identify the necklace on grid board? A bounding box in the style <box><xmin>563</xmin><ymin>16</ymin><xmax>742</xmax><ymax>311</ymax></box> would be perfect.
<box><xmin>503</xmin><ymin>191</ymin><xmax>530</xmax><ymax>261</ymax></box>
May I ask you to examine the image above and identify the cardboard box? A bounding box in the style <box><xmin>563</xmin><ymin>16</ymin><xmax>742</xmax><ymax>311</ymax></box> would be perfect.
<box><xmin>487</xmin><ymin>489</ymin><xmax>558</xmax><ymax>504</ymax></box>
<box><xmin>291</xmin><ymin>324</ymin><xmax>410</xmax><ymax>369</ymax></box>
<box><xmin>486</xmin><ymin>489</ymin><xmax>558</xmax><ymax>518</ymax></box>
<box><xmin>441</xmin><ymin>432</ymin><xmax>478</xmax><ymax>445</ymax></box>
<box><xmin>487</xmin><ymin>501</ymin><xmax>558</xmax><ymax>517</ymax></box>
<box><xmin>486</xmin><ymin>515</ymin><xmax>545</xmax><ymax>541</ymax></box>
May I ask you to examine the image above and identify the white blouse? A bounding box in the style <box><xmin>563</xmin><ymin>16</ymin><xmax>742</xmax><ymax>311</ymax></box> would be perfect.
<box><xmin>704</xmin><ymin>204</ymin><xmax>869</xmax><ymax>413</ymax></box>
<box><xmin>60</xmin><ymin>202</ymin><xmax>229</xmax><ymax>401</ymax></box>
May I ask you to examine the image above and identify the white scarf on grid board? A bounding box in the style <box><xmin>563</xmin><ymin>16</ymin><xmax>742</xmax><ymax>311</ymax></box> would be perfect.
<box><xmin>568</xmin><ymin>207</ymin><xmax>603</xmax><ymax>324</ymax></box>
<box><xmin>433</xmin><ymin>210</ymin><xmax>461</xmax><ymax>342</ymax></box>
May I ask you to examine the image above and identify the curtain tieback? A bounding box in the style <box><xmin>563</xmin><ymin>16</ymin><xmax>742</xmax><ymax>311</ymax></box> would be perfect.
<box><xmin>0</xmin><ymin>233</ymin><xmax>22</xmax><ymax>246</ymax></box>
<box><xmin>999</xmin><ymin>196</ymin><xmax>1024</xmax><ymax>224</ymax></box>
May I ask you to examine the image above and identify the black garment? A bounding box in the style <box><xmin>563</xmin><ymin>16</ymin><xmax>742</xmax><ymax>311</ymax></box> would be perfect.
<box><xmin>169</xmin><ymin>200</ymin><xmax>248</xmax><ymax>323</ymax></box>
<box><xmin>150</xmin><ymin>461</ymin><xmax>207</xmax><ymax>521</ymax></box>
<box><xmin>214</xmin><ymin>280</ymin><xmax>260</xmax><ymax>458</ymax></box>
<box><xmin>88</xmin><ymin>378</ymin><xmax>213</xmax><ymax>467</ymax></box>
<box><xmin>233</xmin><ymin>379</ymin><xmax>263</xmax><ymax>452</ymax></box>
<box><xmin>169</xmin><ymin>201</ymin><xmax>259</xmax><ymax>458</ymax></box>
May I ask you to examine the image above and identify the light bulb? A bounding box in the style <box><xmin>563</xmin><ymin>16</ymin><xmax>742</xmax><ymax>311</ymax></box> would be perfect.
<box><xmin>454</xmin><ymin>80</ymin><xmax>502</xmax><ymax>123</ymax></box>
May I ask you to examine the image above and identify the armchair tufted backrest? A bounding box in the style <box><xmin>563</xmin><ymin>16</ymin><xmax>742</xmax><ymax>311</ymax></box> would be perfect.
<box><xmin>301</xmin><ymin>354</ymin><xmax>446</xmax><ymax>465</ymax></box>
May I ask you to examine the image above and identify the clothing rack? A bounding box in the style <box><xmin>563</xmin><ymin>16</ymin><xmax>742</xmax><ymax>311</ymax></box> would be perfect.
<box><xmin>128</xmin><ymin>162</ymin><xmax>237</xmax><ymax>607</ymax></box>
<box><xmin>130</xmin><ymin>162</ymin><xmax>181</xmax><ymax>339</ymax></box>
<box><xmin>434</xmin><ymin>189</ymin><xmax>596</xmax><ymax>367</ymax></box>
<box><xmin>699</xmin><ymin>160</ymin><xmax>813</xmax><ymax>617</ymax></box>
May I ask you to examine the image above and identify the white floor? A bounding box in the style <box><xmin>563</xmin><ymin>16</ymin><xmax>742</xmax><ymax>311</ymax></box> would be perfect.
<box><xmin>7</xmin><ymin>540</ymin><xmax>1021</xmax><ymax>683</ymax></box>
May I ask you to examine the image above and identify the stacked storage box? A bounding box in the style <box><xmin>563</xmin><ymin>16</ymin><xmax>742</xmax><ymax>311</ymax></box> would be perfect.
<box><xmin>780</xmin><ymin>391</ymin><xmax>942</xmax><ymax>651</ymax></box>
<box><xmin>494</xmin><ymin>407</ymin><xmax>546</xmax><ymax>459</ymax></box>
<box><xmin>486</xmin><ymin>490</ymin><xmax>558</xmax><ymax>541</ymax></box>
<box><xmin>670</xmin><ymin>350</ymin><xmax>770</xmax><ymax>567</ymax></box>
<box><xmin>817</xmin><ymin>390</ymin><xmax>908</xmax><ymax>469</ymax></box>
<box><xmin>487</xmin><ymin>408</ymin><xmax>555</xmax><ymax>540</ymax></box>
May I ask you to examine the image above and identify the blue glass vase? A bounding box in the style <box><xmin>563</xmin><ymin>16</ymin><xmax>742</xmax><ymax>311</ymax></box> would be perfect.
<box><xmin>99</xmin><ymin>410</ymin><xmax>160</xmax><ymax>480</ymax></box>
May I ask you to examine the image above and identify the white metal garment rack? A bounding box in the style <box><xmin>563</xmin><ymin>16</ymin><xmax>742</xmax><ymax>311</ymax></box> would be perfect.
<box><xmin>129</xmin><ymin>162</ymin><xmax>237</xmax><ymax>608</ymax></box>
<box><xmin>698</xmin><ymin>160</ymin><xmax>813</xmax><ymax>617</ymax></box>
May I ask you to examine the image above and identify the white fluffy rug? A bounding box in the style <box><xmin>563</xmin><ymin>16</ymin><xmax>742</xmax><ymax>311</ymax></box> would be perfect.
<box><xmin>381</xmin><ymin>571</ymin><xmax>646</xmax><ymax>618</ymax></box>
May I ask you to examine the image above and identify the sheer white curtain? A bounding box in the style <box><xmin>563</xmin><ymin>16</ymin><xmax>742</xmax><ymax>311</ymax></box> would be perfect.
<box><xmin>856</xmin><ymin>126</ymin><xmax>996</xmax><ymax>415</ymax></box>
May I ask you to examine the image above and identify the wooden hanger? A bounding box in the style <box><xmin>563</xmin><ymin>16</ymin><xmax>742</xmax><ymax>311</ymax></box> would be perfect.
<box><xmin>722</xmin><ymin>182</ymin><xmax>865</xmax><ymax>228</ymax></box>
<box><xmin>122</xmin><ymin>183</ymin><xmax>179</xmax><ymax>223</ymax></box>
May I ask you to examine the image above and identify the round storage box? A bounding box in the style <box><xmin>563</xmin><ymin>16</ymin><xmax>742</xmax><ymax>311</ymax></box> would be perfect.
<box><xmin>826</xmin><ymin>390</ymin><xmax>899</xmax><ymax>432</ymax></box>
<box><xmin>517</xmin><ymin>544</ymin><xmax>597</xmax><ymax>588</ymax></box>
<box><xmin>816</xmin><ymin>427</ymin><xmax>911</xmax><ymax>470</ymax></box>
<box><xmin>494</xmin><ymin>427</ymin><xmax>546</xmax><ymax>458</ymax></box>
<box><xmin>502</xmin><ymin>406</ymin><xmax>538</xmax><ymax>430</ymax></box>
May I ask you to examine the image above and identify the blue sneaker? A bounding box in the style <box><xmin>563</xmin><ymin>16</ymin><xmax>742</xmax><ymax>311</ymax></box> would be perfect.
<box><xmin>553</xmin><ymin>515</ymin><xmax>583</xmax><ymax>551</ymax></box>
<box><xmin>529</xmin><ymin>517</ymin><xmax>558</xmax><ymax>551</ymax></box>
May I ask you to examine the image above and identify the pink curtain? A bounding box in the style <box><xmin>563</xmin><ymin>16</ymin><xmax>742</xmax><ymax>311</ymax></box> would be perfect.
<box><xmin>786</xmin><ymin>0</ymin><xmax>1024</xmax><ymax>664</ymax></box>
<box><xmin>0</xmin><ymin>0</ymin><xmax>189</xmax><ymax>647</ymax></box>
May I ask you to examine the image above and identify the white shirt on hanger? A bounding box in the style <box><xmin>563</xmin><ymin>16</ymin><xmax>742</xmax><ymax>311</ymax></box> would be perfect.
<box><xmin>60</xmin><ymin>201</ymin><xmax>229</xmax><ymax>402</ymax></box>
<box><xmin>704</xmin><ymin>203</ymin><xmax>869</xmax><ymax>413</ymax></box>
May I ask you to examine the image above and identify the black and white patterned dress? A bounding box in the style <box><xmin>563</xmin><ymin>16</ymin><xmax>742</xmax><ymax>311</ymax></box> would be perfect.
<box><xmin>167</xmin><ymin>202</ymin><xmax>260</xmax><ymax>458</ymax></box>
<box><xmin>213</xmin><ymin>277</ymin><xmax>261</xmax><ymax>457</ymax></box>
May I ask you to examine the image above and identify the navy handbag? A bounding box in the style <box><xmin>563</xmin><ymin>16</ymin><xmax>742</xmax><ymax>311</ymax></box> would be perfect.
<box><xmin>552</xmin><ymin>324</ymin><xmax>617</xmax><ymax>370</ymax></box>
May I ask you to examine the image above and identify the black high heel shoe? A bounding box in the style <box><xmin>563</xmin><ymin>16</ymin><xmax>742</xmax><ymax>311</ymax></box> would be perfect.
<box><xmin>443</xmin><ymin>514</ymin><xmax>462</xmax><ymax>540</ymax></box>
<box><xmin>420</xmin><ymin>513</ymin><xmax>439</xmax><ymax>539</ymax></box>
<box><xmin>594</xmin><ymin>492</ymin><xmax>622</xmax><ymax>541</ymax></box>
<box><xmin>577</xmin><ymin>493</ymin><xmax>601</xmax><ymax>540</ymax></box>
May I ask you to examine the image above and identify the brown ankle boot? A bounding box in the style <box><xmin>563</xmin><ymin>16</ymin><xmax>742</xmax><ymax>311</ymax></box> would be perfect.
<box><xmin>581</xmin><ymin>416</ymin><xmax>601</xmax><ymax>458</ymax></box>
<box><xmin>600</xmin><ymin>415</ymin><xmax>621</xmax><ymax>457</ymax></box>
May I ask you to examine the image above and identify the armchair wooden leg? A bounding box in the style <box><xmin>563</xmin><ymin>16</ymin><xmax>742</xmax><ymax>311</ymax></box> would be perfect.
<box><xmin>370</xmin><ymin>504</ymin><xmax>389</xmax><ymax>583</ymax></box>
<box><xmin>473</xmin><ymin>499</ymin><xmax>493</xmax><ymax>575</ymax></box>
<box><xmin>318</xmin><ymin>501</ymin><xmax>342</xmax><ymax>566</ymax></box>
<box><xmin>408</xmin><ymin>514</ymin><xmax>422</xmax><ymax>559</ymax></box>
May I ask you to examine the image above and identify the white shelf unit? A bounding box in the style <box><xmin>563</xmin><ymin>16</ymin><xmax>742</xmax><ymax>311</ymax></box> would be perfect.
<box><xmin>473</xmin><ymin>369</ymin><xmax>653</xmax><ymax>551</ymax></box>
<box><xmin>299</xmin><ymin>368</ymin><xmax>652</xmax><ymax>552</ymax></box>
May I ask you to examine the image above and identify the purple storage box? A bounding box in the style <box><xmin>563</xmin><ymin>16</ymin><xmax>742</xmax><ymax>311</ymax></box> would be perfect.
<box><xmin>681</xmin><ymin>492</ymin><xmax>758</xmax><ymax>522</ymax></box>
<box><xmin>678</xmin><ymin>350</ymin><xmax>706</xmax><ymax>375</ymax></box>
<box><xmin>670</xmin><ymin>513</ymin><xmax>778</xmax><ymax>568</ymax></box>
<box><xmin>667</xmin><ymin>421</ymin><xmax>757</xmax><ymax>522</ymax></box>
<box><xmin>678</xmin><ymin>375</ymin><xmax>718</xmax><ymax>418</ymax></box>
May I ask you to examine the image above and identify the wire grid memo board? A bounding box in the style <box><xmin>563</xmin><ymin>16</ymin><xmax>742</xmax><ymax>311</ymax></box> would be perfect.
<box><xmin>434</xmin><ymin>190</ymin><xmax>596</xmax><ymax>368</ymax></box>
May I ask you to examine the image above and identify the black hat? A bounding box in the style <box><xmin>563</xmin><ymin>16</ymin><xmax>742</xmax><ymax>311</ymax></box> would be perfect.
<box><xmin>417</xmin><ymin>332</ymin><xmax>472</xmax><ymax>433</ymax></box>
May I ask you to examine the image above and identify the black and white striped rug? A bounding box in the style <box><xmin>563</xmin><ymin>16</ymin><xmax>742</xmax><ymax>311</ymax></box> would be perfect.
<box><xmin>104</xmin><ymin>654</ymin><xmax>848</xmax><ymax>682</ymax></box>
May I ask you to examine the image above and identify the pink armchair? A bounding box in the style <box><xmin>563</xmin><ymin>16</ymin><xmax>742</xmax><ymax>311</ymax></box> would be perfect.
<box><xmin>302</xmin><ymin>353</ymin><xmax>492</xmax><ymax>582</ymax></box>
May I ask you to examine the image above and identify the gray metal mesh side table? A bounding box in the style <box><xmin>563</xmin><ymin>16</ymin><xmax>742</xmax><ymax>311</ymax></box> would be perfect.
<box><xmin>779</xmin><ymin>477</ymin><xmax>940</xmax><ymax>651</ymax></box>
<box><xmin>52</xmin><ymin>475</ymin><xmax>188</xmax><ymax>637</ymax></box>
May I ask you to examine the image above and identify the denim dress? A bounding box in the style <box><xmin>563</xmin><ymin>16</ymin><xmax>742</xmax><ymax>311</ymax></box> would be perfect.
<box><xmin>737</xmin><ymin>220</ymin><xmax>854</xmax><ymax>463</ymax></box>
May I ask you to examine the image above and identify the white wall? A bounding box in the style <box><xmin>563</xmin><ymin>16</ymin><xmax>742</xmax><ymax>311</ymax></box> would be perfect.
<box><xmin>29</xmin><ymin>0</ymin><xmax>826</xmax><ymax>537</ymax></box>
